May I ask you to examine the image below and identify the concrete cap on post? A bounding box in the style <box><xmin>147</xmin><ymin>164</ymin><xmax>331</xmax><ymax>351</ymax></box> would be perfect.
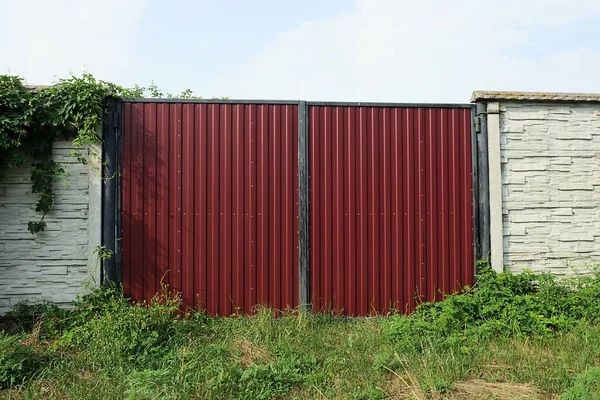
<box><xmin>471</xmin><ymin>90</ymin><xmax>600</xmax><ymax>103</ymax></box>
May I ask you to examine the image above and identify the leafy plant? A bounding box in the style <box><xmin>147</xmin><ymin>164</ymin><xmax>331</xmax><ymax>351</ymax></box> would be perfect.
<box><xmin>384</xmin><ymin>261</ymin><xmax>600</xmax><ymax>352</ymax></box>
<box><xmin>560</xmin><ymin>367</ymin><xmax>600</xmax><ymax>400</ymax></box>
<box><xmin>3</xmin><ymin>266</ymin><xmax>600</xmax><ymax>398</ymax></box>
<box><xmin>0</xmin><ymin>333</ymin><xmax>47</xmax><ymax>388</ymax></box>
<box><xmin>0</xmin><ymin>74</ymin><xmax>202</xmax><ymax>233</ymax></box>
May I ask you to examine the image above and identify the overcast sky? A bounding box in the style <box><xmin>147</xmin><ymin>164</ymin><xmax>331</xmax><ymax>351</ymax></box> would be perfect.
<box><xmin>2</xmin><ymin>0</ymin><xmax>600</xmax><ymax>103</ymax></box>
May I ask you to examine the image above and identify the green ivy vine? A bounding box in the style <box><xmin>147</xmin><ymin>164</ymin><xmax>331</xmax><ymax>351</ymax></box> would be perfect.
<box><xmin>0</xmin><ymin>74</ymin><xmax>202</xmax><ymax>234</ymax></box>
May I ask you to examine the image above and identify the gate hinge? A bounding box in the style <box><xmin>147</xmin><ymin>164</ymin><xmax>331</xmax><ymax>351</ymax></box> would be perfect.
<box><xmin>474</xmin><ymin>116</ymin><xmax>481</xmax><ymax>133</ymax></box>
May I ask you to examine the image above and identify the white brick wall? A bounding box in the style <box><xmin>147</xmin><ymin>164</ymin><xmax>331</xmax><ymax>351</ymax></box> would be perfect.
<box><xmin>0</xmin><ymin>141</ymin><xmax>101</xmax><ymax>313</ymax></box>
<box><xmin>499</xmin><ymin>102</ymin><xmax>600</xmax><ymax>274</ymax></box>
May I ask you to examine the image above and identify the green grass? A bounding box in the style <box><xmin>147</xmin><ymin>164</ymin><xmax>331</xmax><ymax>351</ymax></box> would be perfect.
<box><xmin>2</xmin><ymin>264</ymin><xmax>600</xmax><ymax>399</ymax></box>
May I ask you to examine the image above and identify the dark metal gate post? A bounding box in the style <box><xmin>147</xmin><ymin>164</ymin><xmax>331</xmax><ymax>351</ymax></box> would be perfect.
<box><xmin>475</xmin><ymin>103</ymin><xmax>490</xmax><ymax>260</ymax></box>
<box><xmin>298</xmin><ymin>101</ymin><xmax>310</xmax><ymax>310</ymax></box>
<box><xmin>101</xmin><ymin>97</ymin><xmax>120</xmax><ymax>284</ymax></box>
<box><xmin>471</xmin><ymin>105</ymin><xmax>480</xmax><ymax>265</ymax></box>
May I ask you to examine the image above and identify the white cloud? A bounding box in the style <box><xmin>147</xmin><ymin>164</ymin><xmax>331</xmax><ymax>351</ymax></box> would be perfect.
<box><xmin>204</xmin><ymin>0</ymin><xmax>600</xmax><ymax>102</ymax></box>
<box><xmin>0</xmin><ymin>0</ymin><xmax>148</xmax><ymax>85</ymax></box>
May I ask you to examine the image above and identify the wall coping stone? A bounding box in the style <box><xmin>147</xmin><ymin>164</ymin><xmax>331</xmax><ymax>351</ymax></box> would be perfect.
<box><xmin>471</xmin><ymin>90</ymin><xmax>600</xmax><ymax>103</ymax></box>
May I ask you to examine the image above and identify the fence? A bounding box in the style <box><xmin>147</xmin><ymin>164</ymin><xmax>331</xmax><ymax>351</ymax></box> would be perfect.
<box><xmin>308</xmin><ymin>104</ymin><xmax>475</xmax><ymax>314</ymax></box>
<box><xmin>105</xmin><ymin>99</ymin><xmax>476</xmax><ymax>316</ymax></box>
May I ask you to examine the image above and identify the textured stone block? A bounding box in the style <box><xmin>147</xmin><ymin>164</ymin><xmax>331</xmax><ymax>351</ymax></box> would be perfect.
<box><xmin>500</xmin><ymin>102</ymin><xmax>600</xmax><ymax>275</ymax></box>
<box><xmin>0</xmin><ymin>141</ymin><xmax>100</xmax><ymax>313</ymax></box>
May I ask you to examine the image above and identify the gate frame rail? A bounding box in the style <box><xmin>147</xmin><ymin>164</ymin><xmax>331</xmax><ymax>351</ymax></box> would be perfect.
<box><xmin>102</xmin><ymin>98</ymin><xmax>485</xmax><ymax>312</ymax></box>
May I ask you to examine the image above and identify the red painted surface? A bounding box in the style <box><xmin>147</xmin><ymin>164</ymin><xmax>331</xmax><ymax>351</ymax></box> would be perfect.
<box><xmin>308</xmin><ymin>106</ymin><xmax>474</xmax><ymax>316</ymax></box>
<box><xmin>121</xmin><ymin>102</ymin><xmax>299</xmax><ymax>315</ymax></box>
<box><xmin>121</xmin><ymin>101</ymin><xmax>474</xmax><ymax>317</ymax></box>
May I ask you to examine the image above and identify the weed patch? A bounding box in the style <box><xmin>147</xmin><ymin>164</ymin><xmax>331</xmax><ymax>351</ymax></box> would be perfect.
<box><xmin>1</xmin><ymin>264</ymin><xmax>600</xmax><ymax>398</ymax></box>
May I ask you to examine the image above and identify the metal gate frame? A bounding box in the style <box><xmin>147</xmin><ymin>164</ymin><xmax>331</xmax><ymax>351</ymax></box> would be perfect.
<box><xmin>102</xmin><ymin>97</ymin><xmax>486</xmax><ymax>314</ymax></box>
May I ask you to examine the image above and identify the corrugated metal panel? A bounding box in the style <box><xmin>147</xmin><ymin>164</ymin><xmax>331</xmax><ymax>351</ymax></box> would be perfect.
<box><xmin>308</xmin><ymin>106</ymin><xmax>474</xmax><ymax>316</ymax></box>
<box><xmin>121</xmin><ymin>102</ymin><xmax>299</xmax><ymax>315</ymax></box>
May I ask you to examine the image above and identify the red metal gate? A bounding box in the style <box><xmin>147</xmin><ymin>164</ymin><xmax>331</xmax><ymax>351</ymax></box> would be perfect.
<box><xmin>308</xmin><ymin>105</ymin><xmax>474</xmax><ymax>315</ymax></box>
<box><xmin>117</xmin><ymin>100</ymin><xmax>474</xmax><ymax>316</ymax></box>
<box><xmin>120</xmin><ymin>101</ymin><xmax>299</xmax><ymax>315</ymax></box>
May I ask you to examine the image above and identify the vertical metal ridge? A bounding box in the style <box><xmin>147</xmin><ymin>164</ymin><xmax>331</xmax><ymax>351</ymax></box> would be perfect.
<box><xmin>404</xmin><ymin>108</ymin><xmax>415</xmax><ymax>312</ymax></box>
<box><xmin>333</xmin><ymin>107</ymin><xmax>343</xmax><ymax>312</ymax></box>
<box><xmin>220</xmin><ymin>105</ymin><xmax>232</xmax><ymax>315</ymax></box>
<box><xmin>153</xmin><ymin>104</ymin><xmax>159</xmax><ymax>298</ymax></box>
<box><xmin>345</xmin><ymin>107</ymin><xmax>357</xmax><ymax>315</ymax></box>
<box><xmin>451</xmin><ymin>109</ymin><xmax>460</xmax><ymax>291</ymax></box>
<box><xmin>257</xmin><ymin>105</ymin><xmax>267</xmax><ymax>307</ymax></box>
<box><xmin>193</xmin><ymin>104</ymin><xmax>207</xmax><ymax>310</ymax></box>
<box><xmin>417</xmin><ymin>108</ymin><xmax>426</xmax><ymax>304</ymax></box>
<box><xmin>322</xmin><ymin>106</ymin><xmax>332</xmax><ymax>309</ymax></box>
<box><xmin>292</xmin><ymin>106</ymin><xmax>300</xmax><ymax>308</ymax></box>
<box><xmin>357</xmin><ymin>107</ymin><xmax>367</xmax><ymax>315</ymax></box>
<box><xmin>244</xmin><ymin>104</ymin><xmax>257</xmax><ymax>313</ymax></box>
<box><xmin>367</xmin><ymin>107</ymin><xmax>379</xmax><ymax>314</ymax></box>
<box><xmin>232</xmin><ymin>105</ymin><xmax>244</xmax><ymax>312</ymax></box>
<box><xmin>309</xmin><ymin>106</ymin><xmax>320</xmax><ymax>310</ymax></box>
<box><xmin>270</xmin><ymin>105</ymin><xmax>281</xmax><ymax>310</ymax></box>
<box><xmin>143</xmin><ymin>103</ymin><xmax>158</xmax><ymax>304</ymax></box>
<box><xmin>207</xmin><ymin>105</ymin><xmax>217</xmax><ymax>314</ymax></box>
<box><xmin>176</xmin><ymin>104</ymin><xmax>184</xmax><ymax>298</ymax></box>
<box><xmin>182</xmin><ymin>104</ymin><xmax>194</xmax><ymax>309</ymax></box>
<box><xmin>391</xmin><ymin>108</ymin><xmax>401</xmax><ymax>310</ymax></box>
<box><xmin>131</xmin><ymin>103</ymin><xmax>143</xmax><ymax>301</ymax></box>
<box><xmin>381</xmin><ymin>108</ymin><xmax>392</xmax><ymax>314</ymax></box>
<box><xmin>282</xmin><ymin>105</ymin><xmax>290</xmax><ymax>308</ymax></box>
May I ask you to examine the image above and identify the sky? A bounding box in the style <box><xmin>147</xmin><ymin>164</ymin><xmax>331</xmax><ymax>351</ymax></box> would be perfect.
<box><xmin>2</xmin><ymin>0</ymin><xmax>600</xmax><ymax>103</ymax></box>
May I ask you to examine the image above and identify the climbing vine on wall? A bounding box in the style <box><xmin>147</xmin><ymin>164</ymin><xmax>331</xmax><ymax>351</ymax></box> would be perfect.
<box><xmin>0</xmin><ymin>74</ymin><xmax>201</xmax><ymax>233</ymax></box>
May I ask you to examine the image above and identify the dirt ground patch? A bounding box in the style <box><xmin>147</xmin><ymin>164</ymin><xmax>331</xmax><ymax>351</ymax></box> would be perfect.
<box><xmin>385</xmin><ymin>376</ymin><xmax>548</xmax><ymax>399</ymax></box>
<box><xmin>450</xmin><ymin>379</ymin><xmax>547</xmax><ymax>399</ymax></box>
<box><xmin>234</xmin><ymin>338</ymin><xmax>273</xmax><ymax>367</ymax></box>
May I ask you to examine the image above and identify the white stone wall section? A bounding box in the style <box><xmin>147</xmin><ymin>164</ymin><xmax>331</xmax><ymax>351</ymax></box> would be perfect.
<box><xmin>473</xmin><ymin>91</ymin><xmax>600</xmax><ymax>275</ymax></box>
<box><xmin>0</xmin><ymin>141</ymin><xmax>101</xmax><ymax>313</ymax></box>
